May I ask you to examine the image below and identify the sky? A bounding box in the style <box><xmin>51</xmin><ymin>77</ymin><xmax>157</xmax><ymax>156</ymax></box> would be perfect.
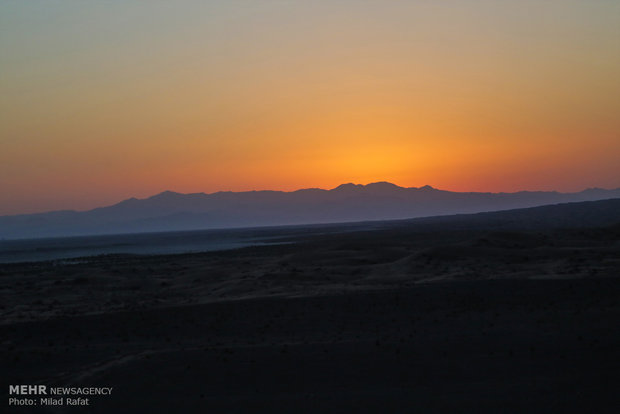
<box><xmin>1</xmin><ymin>0</ymin><xmax>619</xmax><ymax>215</ymax></box>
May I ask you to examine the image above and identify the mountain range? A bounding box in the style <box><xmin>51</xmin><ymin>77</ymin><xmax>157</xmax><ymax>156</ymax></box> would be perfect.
<box><xmin>2</xmin><ymin>182</ymin><xmax>619</xmax><ymax>239</ymax></box>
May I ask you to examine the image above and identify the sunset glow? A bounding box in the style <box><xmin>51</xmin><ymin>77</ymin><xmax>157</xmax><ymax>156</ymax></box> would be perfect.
<box><xmin>1</xmin><ymin>1</ymin><xmax>619</xmax><ymax>215</ymax></box>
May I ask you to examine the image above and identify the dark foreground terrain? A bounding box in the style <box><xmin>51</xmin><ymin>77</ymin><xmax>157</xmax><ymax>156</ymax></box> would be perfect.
<box><xmin>2</xmin><ymin>199</ymin><xmax>620</xmax><ymax>413</ymax></box>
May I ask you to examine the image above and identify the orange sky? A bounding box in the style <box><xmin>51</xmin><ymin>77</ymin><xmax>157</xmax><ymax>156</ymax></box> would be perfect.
<box><xmin>1</xmin><ymin>1</ymin><xmax>619</xmax><ymax>215</ymax></box>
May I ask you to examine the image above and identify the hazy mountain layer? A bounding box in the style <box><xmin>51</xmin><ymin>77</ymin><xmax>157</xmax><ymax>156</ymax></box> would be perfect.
<box><xmin>1</xmin><ymin>182</ymin><xmax>619</xmax><ymax>239</ymax></box>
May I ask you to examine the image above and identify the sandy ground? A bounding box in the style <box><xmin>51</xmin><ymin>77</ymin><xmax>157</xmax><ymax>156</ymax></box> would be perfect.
<box><xmin>2</xmin><ymin>215</ymin><xmax>620</xmax><ymax>413</ymax></box>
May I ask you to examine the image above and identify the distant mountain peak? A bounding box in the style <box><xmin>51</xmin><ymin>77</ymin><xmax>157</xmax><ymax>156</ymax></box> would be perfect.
<box><xmin>332</xmin><ymin>183</ymin><xmax>364</xmax><ymax>191</ymax></box>
<box><xmin>149</xmin><ymin>190</ymin><xmax>182</xmax><ymax>199</ymax></box>
<box><xmin>366</xmin><ymin>181</ymin><xmax>402</xmax><ymax>189</ymax></box>
<box><xmin>332</xmin><ymin>182</ymin><xmax>406</xmax><ymax>192</ymax></box>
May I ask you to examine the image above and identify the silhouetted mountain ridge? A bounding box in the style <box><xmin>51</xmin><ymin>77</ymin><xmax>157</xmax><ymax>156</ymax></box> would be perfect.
<box><xmin>1</xmin><ymin>182</ymin><xmax>619</xmax><ymax>239</ymax></box>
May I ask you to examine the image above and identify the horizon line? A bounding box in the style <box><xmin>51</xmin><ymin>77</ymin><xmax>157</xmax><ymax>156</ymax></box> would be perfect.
<box><xmin>2</xmin><ymin>181</ymin><xmax>619</xmax><ymax>218</ymax></box>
